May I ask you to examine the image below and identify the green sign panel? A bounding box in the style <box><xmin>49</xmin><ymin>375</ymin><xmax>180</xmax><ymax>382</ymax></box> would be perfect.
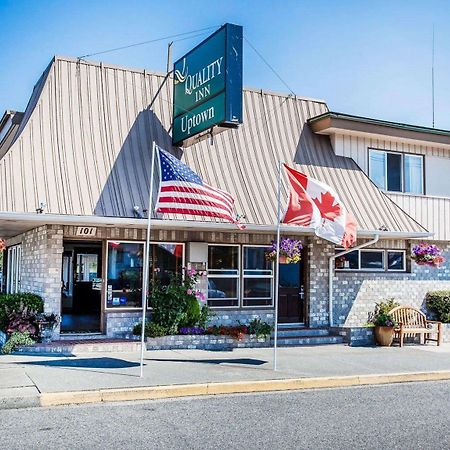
<box><xmin>172</xmin><ymin>23</ymin><xmax>243</xmax><ymax>146</ymax></box>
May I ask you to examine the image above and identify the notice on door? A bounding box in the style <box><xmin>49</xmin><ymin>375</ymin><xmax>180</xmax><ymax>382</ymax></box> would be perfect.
<box><xmin>76</xmin><ymin>226</ymin><xmax>97</xmax><ymax>237</ymax></box>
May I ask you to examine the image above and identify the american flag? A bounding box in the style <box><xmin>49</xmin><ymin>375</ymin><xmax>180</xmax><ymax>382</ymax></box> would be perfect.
<box><xmin>155</xmin><ymin>147</ymin><xmax>244</xmax><ymax>228</ymax></box>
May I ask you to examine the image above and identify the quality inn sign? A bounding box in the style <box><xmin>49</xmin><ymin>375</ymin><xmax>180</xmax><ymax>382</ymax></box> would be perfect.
<box><xmin>172</xmin><ymin>23</ymin><xmax>243</xmax><ymax>146</ymax></box>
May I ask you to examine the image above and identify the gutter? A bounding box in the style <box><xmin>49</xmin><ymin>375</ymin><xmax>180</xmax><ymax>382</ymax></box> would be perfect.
<box><xmin>0</xmin><ymin>212</ymin><xmax>432</xmax><ymax>239</ymax></box>
<box><xmin>328</xmin><ymin>234</ymin><xmax>380</xmax><ymax>327</ymax></box>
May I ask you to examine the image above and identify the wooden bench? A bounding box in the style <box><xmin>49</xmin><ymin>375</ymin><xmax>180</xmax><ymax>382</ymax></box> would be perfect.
<box><xmin>389</xmin><ymin>305</ymin><xmax>442</xmax><ymax>347</ymax></box>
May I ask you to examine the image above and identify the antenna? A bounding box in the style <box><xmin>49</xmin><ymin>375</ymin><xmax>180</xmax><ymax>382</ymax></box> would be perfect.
<box><xmin>432</xmin><ymin>24</ymin><xmax>435</xmax><ymax>128</ymax></box>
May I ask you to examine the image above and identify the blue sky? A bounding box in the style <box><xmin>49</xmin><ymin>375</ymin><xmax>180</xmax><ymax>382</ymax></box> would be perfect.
<box><xmin>1</xmin><ymin>0</ymin><xmax>450</xmax><ymax>129</ymax></box>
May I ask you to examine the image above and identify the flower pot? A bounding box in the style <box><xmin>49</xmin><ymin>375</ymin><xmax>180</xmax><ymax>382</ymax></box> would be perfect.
<box><xmin>374</xmin><ymin>326</ymin><xmax>395</xmax><ymax>347</ymax></box>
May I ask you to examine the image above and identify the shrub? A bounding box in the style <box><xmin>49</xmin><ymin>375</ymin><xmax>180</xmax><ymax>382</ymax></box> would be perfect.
<box><xmin>206</xmin><ymin>325</ymin><xmax>248</xmax><ymax>340</ymax></box>
<box><xmin>133</xmin><ymin>321</ymin><xmax>168</xmax><ymax>338</ymax></box>
<box><xmin>2</xmin><ymin>331</ymin><xmax>35</xmax><ymax>354</ymax></box>
<box><xmin>178</xmin><ymin>296</ymin><xmax>201</xmax><ymax>328</ymax></box>
<box><xmin>0</xmin><ymin>293</ymin><xmax>44</xmax><ymax>331</ymax></box>
<box><xmin>198</xmin><ymin>304</ymin><xmax>214</xmax><ymax>329</ymax></box>
<box><xmin>426</xmin><ymin>291</ymin><xmax>450</xmax><ymax>323</ymax></box>
<box><xmin>367</xmin><ymin>298</ymin><xmax>400</xmax><ymax>327</ymax></box>
<box><xmin>6</xmin><ymin>305</ymin><xmax>39</xmax><ymax>338</ymax></box>
<box><xmin>247</xmin><ymin>318</ymin><xmax>273</xmax><ymax>338</ymax></box>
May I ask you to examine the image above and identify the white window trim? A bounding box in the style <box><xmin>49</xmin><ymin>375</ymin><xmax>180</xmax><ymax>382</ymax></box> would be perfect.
<box><xmin>335</xmin><ymin>248</ymin><xmax>406</xmax><ymax>272</ymax></box>
<box><xmin>368</xmin><ymin>148</ymin><xmax>424</xmax><ymax>195</ymax></box>
<box><xmin>359</xmin><ymin>249</ymin><xmax>385</xmax><ymax>272</ymax></box>
<box><xmin>7</xmin><ymin>244</ymin><xmax>22</xmax><ymax>294</ymax></box>
<box><xmin>207</xmin><ymin>244</ymin><xmax>240</xmax><ymax>309</ymax></box>
<box><xmin>386</xmin><ymin>249</ymin><xmax>407</xmax><ymax>272</ymax></box>
<box><xmin>241</xmin><ymin>244</ymin><xmax>274</xmax><ymax>308</ymax></box>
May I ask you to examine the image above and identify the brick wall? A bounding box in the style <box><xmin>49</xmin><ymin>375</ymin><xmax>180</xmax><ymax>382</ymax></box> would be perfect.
<box><xmin>333</xmin><ymin>241</ymin><xmax>450</xmax><ymax>328</ymax></box>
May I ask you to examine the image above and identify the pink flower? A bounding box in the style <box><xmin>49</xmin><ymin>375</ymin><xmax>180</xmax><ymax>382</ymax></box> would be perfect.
<box><xmin>187</xmin><ymin>289</ymin><xmax>193</xmax><ymax>295</ymax></box>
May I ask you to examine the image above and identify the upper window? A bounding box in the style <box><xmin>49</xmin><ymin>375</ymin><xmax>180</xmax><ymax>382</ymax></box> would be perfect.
<box><xmin>369</xmin><ymin>149</ymin><xmax>424</xmax><ymax>194</ymax></box>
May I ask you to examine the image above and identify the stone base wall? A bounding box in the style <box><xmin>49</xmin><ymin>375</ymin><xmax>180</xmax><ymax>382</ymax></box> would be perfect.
<box><xmin>146</xmin><ymin>334</ymin><xmax>270</xmax><ymax>350</ymax></box>
<box><xmin>105</xmin><ymin>309</ymin><xmax>275</xmax><ymax>338</ymax></box>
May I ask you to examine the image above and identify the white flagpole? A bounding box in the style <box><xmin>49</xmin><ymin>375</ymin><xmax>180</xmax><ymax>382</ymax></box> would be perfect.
<box><xmin>140</xmin><ymin>141</ymin><xmax>157</xmax><ymax>378</ymax></box>
<box><xmin>273</xmin><ymin>159</ymin><xmax>282</xmax><ymax>371</ymax></box>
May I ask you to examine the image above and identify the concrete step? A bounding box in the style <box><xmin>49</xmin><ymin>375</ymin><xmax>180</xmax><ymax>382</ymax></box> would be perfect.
<box><xmin>59</xmin><ymin>333</ymin><xmax>107</xmax><ymax>341</ymax></box>
<box><xmin>271</xmin><ymin>335</ymin><xmax>345</xmax><ymax>346</ymax></box>
<box><xmin>276</xmin><ymin>328</ymin><xmax>330</xmax><ymax>338</ymax></box>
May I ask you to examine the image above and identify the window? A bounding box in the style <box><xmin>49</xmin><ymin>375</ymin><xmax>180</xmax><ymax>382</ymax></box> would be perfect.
<box><xmin>360</xmin><ymin>250</ymin><xmax>384</xmax><ymax>270</ymax></box>
<box><xmin>6</xmin><ymin>245</ymin><xmax>22</xmax><ymax>294</ymax></box>
<box><xmin>242</xmin><ymin>246</ymin><xmax>273</xmax><ymax>307</ymax></box>
<box><xmin>387</xmin><ymin>251</ymin><xmax>406</xmax><ymax>271</ymax></box>
<box><xmin>149</xmin><ymin>243</ymin><xmax>184</xmax><ymax>286</ymax></box>
<box><xmin>369</xmin><ymin>149</ymin><xmax>424</xmax><ymax>194</ymax></box>
<box><xmin>335</xmin><ymin>248</ymin><xmax>405</xmax><ymax>272</ymax></box>
<box><xmin>106</xmin><ymin>241</ymin><xmax>144</xmax><ymax>309</ymax></box>
<box><xmin>207</xmin><ymin>245</ymin><xmax>239</xmax><ymax>307</ymax></box>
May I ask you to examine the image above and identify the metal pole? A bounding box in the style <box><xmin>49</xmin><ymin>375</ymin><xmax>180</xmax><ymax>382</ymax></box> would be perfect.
<box><xmin>273</xmin><ymin>159</ymin><xmax>282</xmax><ymax>371</ymax></box>
<box><xmin>140</xmin><ymin>141</ymin><xmax>157</xmax><ymax>378</ymax></box>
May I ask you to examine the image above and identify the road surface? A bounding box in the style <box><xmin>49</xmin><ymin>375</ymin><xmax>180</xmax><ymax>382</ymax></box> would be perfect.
<box><xmin>2</xmin><ymin>381</ymin><xmax>450</xmax><ymax>449</ymax></box>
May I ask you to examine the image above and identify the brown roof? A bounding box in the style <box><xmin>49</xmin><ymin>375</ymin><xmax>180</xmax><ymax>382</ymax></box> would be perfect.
<box><xmin>0</xmin><ymin>56</ymin><xmax>426</xmax><ymax>235</ymax></box>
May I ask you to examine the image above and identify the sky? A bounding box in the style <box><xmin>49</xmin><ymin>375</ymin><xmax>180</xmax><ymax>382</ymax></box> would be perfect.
<box><xmin>1</xmin><ymin>0</ymin><xmax>450</xmax><ymax>129</ymax></box>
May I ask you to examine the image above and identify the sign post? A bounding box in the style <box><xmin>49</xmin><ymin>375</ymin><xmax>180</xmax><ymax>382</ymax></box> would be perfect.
<box><xmin>172</xmin><ymin>23</ymin><xmax>243</xmax><ymax>146</ymax></box>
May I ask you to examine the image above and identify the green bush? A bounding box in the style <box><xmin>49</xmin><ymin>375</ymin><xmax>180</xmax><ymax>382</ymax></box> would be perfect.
<box><xmin>0</xmin><ymin>293</ymin><xmax>44</xmax><ymax>331</ymax></box>
<box><xmin>426</xmin><ymin>291</ymin><xmax>450</xmax><ymax>323</ymax></box>
<box><xmin>247</xmin><ymin>318</ymin><xmax>273</xmax><ymax>338</ymax></box>
<box><xmin>179</xmin><ymin>296</ymin><xmax>201</xmax><ymax>328</ymax></box>
<box><xmin>2</xmin><ymin>331</ymin><xmax>35</xmax><ymax>354</ymax></box>
<box><xmin>198</xmin><ymin>304</ymin><xmax>214</xmax><ymax>329</ymax></box>
<box><xmin>133</xmin><ymin>321</ymin><xmax>168</xmax><ymax>338</ymax></box>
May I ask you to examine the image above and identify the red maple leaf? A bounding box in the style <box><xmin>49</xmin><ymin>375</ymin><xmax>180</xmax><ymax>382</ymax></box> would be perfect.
<box><xmin>312</xmin><ymin>191</ymin><xmax>342</xmax><ymax>221</ymax></box>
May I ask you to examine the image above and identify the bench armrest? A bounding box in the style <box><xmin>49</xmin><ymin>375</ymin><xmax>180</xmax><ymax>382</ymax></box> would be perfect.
<box><xmin>427</xmin><ymin>320</ymin><xmax>442</xmax><ymax>324</ymax></box>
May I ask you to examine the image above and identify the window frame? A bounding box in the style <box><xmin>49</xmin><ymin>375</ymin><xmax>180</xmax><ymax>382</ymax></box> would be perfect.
<box><xmin>207</xmin><ymin>243</ymin><xmax>240</xmax><ymax>309</ymax></box>
<box><xmin>386</xmin><ymin>249</ymin><xmax>407</xmax><ymax>272</ymax></box>
<box><xmin>105</xmin><ymin>240</ymin><xmax>146</xmax><ymax>311</ymax></box>
<box><xmin>105</xmin><ymin>240</ymin><xmax>186</xmax><ymax>311</ymax></box>
<box><xmin>368</xmin><ymin>148</ymin><xmax>424</xmax><ymax>195</ymax></box>
<box><xmin>6</xmin><ymin>244</ymin><xmax>22</xmax><ymax>294</ymax></box>
<box><xmin>241</xmin><ymin>244</ymin><xmax>274</xmax><ymax>308</ymax></box>
<box><xmin>335</xmin><ymin>247</ymin><xmax>406</xmax><ymax>273</ymax></box>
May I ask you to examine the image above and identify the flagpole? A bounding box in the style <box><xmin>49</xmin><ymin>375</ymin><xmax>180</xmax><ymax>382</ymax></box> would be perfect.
<box><xmin>273</xmin><ymin>159</ymin><xmax>282</xmax><ymax>371</ymax></box>
<box><xmin>140</xmin><ymin>141</ymin><xmax>157</xmax><ymax>378</ymax></box>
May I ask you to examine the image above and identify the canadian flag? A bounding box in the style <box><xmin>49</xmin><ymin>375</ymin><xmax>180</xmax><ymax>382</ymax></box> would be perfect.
<box><xmin>282</xmin><ymin>164</ymin><xmax>357</xmax><ymax>249</ymax></box>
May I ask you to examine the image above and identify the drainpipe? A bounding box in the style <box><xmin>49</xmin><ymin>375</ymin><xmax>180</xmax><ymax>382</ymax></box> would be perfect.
<box><xmin>328</xmin><ymin>234</ymin><xmax>380</xmax><ymax>327</ymax></box>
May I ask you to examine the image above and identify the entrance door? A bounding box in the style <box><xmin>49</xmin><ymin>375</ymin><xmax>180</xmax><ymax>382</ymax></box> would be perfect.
<box><xmin>61</xmin><ymin>242</ymin><xmax>102</xmax><ymax>333</ymax></box>
<box><xmin>278</xmin><ymin>261</ymin><xmax>304</xmax><ymax>323</ymax></box>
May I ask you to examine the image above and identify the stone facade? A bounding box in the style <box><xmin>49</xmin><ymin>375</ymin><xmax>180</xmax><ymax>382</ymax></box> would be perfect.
<box><xmin>334</xmin><ymin>241</ymin><xmax>450</xmax><ymax>328</ymax></box>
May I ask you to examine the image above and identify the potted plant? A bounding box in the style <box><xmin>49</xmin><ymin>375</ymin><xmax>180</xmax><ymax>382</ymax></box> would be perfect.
<box><xmin>36</xmin><ymin>313</ymin><xmax>59</xmax><ymax>343</ymax></box>
<box><xmin>265</xmin><ymin>238</ymin><xmax>303</xmax><ymax>264</ymax></box>
<box><xmin>411</xmin><ymin>243</ymin><xmax>445</xmax><ymax>267</ymax></box>
<box><xmin>368</xmin><ymin>299</ymin><xmax>399</xmax><ymax>346</ymax></box>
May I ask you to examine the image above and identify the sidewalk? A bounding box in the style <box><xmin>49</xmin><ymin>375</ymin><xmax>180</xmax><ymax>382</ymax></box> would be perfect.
<box><xmin>2</xmin><ymin>343</ymin><xmax>450</xmax><ymax>409</ymax></box>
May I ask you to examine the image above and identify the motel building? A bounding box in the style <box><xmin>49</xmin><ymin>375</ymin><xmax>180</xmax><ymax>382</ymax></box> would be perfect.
<box><xmin>0</xmin><ymin>54</ymin><xmax>449</xmax><ymax>345</ymax></box>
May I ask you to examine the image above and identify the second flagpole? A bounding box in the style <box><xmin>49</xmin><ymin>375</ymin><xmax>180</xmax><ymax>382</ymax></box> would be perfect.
<box><xmin>273</xmin><ymin>159</ymin><xmax>282</xmax><ymax>371</ymax></box>
<box><xmin>139</xmin><ymin>141</ymin><xmax>157</xmax><ymax>378</ymax></box>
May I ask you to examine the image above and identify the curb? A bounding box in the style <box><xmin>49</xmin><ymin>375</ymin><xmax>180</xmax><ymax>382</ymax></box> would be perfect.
<box><xmin>36</xmin><ymin>370</ymin><xmax>450</xmax><ymax>408</ymax></box>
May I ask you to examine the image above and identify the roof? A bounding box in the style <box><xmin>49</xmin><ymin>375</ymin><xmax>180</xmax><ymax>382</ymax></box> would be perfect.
<box><xmin>0</xmin><ymin>110</ymin><xmax>24</xmax><ymax>160</ymax></box>
<box><xmin>308</xmin><ymin>111</ymin><xmax>450</xmax><ymax>148</ymax></box>
<box><xmin>0</xmin><ymin>56</ymin><xmax>427</xmax><ymax>236</ymax></box>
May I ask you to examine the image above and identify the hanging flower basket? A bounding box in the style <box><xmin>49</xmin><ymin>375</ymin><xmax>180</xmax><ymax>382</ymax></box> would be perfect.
<box><xmin>265</xmin><ymin>238</ymin><xmax>303</xmax><ymax>264</ymax></box>
<box><xmin>411</xmin><ymin>243</ymin><xmax>445</xmax><ymax>268</ymax></box>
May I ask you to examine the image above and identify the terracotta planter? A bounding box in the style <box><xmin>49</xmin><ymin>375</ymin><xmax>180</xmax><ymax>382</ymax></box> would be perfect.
<box><xmin>374</xmin><ymin>326</ymin><xmax>395</xmax><ymax>347</ymax></box>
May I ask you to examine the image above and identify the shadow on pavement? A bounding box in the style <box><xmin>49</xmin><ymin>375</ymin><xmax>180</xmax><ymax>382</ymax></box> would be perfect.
<box><xmin>146</xmin><ymin>357</ymin><xmax>267</xmax><ymax>366</ymax></box>
<box><xmin>21</xmin><ymin>357</ymin><xmax>140</xmax><ymax>369</ymax></box>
